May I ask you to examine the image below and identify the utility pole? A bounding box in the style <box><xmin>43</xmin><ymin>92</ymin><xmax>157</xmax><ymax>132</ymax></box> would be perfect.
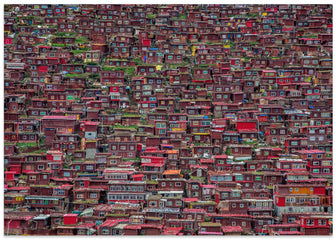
<box><xmin>7</xmin><ymin>219</ymin><xmax>13</xmax><ymax>236</ymax></box>
<box><xmin>16</xmin><ymin>121</ymin><xmax>19</xmax><ymax>144</ymax></box>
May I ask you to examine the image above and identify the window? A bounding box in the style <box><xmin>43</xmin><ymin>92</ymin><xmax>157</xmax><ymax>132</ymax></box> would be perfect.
<box><xmin>306</xmin><ymin>219</ymin><xmax>314</xmax><ymax>226</ymax></box>
<box><xmin>29</xmin><ymin>175</ymin><xmax>36</xmax><ymax>180</ymax></box>
<box><xmin>312</xmin><ymin>161</ymin><xmax>320</xmax><ymax>166</ymax></box>
<box><xmin>322</xmin><ymin>161</ymin><xmax>332</xmax><ymax>166</ymax></box>
<box><xmin>86</xmin><ymin>165</ymin><xmax>93</xmax><ymax>170</ymax></box>
<box><xmin>77</xmin><ymin>193</ymin><xmax>84</xmax><ymax>199</ymax></box>
<box><xmin>319</xmin><ymin>220</ymin><xmax>326</xmax><ymax>226</ymax></box>
<box><xmin>90</xmin><ymin>193</ymin><xmax>98</xmax><ymax>198</ymax></box>
<box><xmin>159</xmin><ymin>129</ymin><xmax>166</xmax><ymax>134</ymax></box>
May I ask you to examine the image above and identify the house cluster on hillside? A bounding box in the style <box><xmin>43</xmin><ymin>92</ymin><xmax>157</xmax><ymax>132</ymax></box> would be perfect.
<box><xmin>4</xmin><ymin>4</ymin><xmax>333</xmax><ymax>236</ymax></box>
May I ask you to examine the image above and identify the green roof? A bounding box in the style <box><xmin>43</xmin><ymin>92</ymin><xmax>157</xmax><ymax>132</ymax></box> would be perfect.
<box><xmin>198</xmin><ymin>222</ymin><xmax>221</xmax><ymax>227</ymax></box>
<box><xmin>191</xmin><ymin>201</ymin><xmax>216</xmax><ymax>205</ymax></box>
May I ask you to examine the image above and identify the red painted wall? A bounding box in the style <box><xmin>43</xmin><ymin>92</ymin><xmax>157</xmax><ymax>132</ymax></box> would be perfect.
<box><xmin>142</xmin><ymin>39</ymin><xmax>151</xmax><ymax>46</ymax></box>
<box><xmin>64</xmin><ymin>214</ymin><xmax>78</xmax><ymax>225</ymax></box>
<box><xmin>313</xmin><ymin>187</ymin><xmax>326</xmax><ymax>195</ymax></box>
<box><xmin>5</xmin><ymin>220</ymin><xmax>21</xmax><ymax>228</ymax></box>
<box><xmin>275</xmin><ymin>196</ymin><xmax>286</xmax><ymax>207</ymax></box>
<box><xmin>236</xmin><ymin>121</ymin><xmax>256</xmax><ymax>130</ymax></box>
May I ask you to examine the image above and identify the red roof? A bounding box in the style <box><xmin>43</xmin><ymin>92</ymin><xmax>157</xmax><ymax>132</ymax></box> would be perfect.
<box><xmin>64</xmin><ymin>214</ymin><xmax>78</xmax><ymax>217</ymax></box>
<box><xmin>124</xmin><ymin>224</ymin><xmax>141</xmax><ymax>230</ymax></box>
<box><xmin>183</xmin><ymin>198</ymin><xmax>198</xmax><ymax>202</ymax></box>
<box><xmin>272</xmin><ymin>148</ymin><xmax>283</xmax><ymax>151</ymax></box>
<box><xmin>183</xmin><ymin>208</ymin><xmax>206</xmax><ymax>213</ymax></box>
<box><xmin>162</xmin><ymin>227</ymin><xmax>183</xmax><ymax>235</ymax></box>
<box><xmin>54</xmin><ymin>184</ymin><xmax>73</xmax><ymax>189</ymax></box>
<box><xmin>100</xmin><ymin>219</ymin><xmax>119</xmax><ymax>228</ymax></box>
<box><xmin>50</xmin><ymin>177</ymin><xmax>73</xmax><ymax>182</ymax></box>
<box><xmin>200</xmin><ymin>159</ymin><xmax>214</xmax><ymax>163</ymax></box>
<box><xmin>198</xmin><ymin>232</ymin><xmax>223</xmax><ymax>235</ymax></box>
<box><xmin>84</xmin><ymin>121</ymin><xmax>99</xmax><ymax>125</ymax></box>
<box><xmin>221</xmin><ymin>225</ymin><xmax>243</xmax><ymax>233</ymax></box>
<box><xmin>42</xmin><ymin>116</ymin><xmax>77</xmax><ymax>120</ymax></box>
<box><xmin>132</xmin><ymin>174</ymin><xmax>144</xmax><ymax>178</ymax></box>
<box><xmin>213</xmin><ymin>155</ymin><xmax>228</xmax><ymax>158</ymax></box>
